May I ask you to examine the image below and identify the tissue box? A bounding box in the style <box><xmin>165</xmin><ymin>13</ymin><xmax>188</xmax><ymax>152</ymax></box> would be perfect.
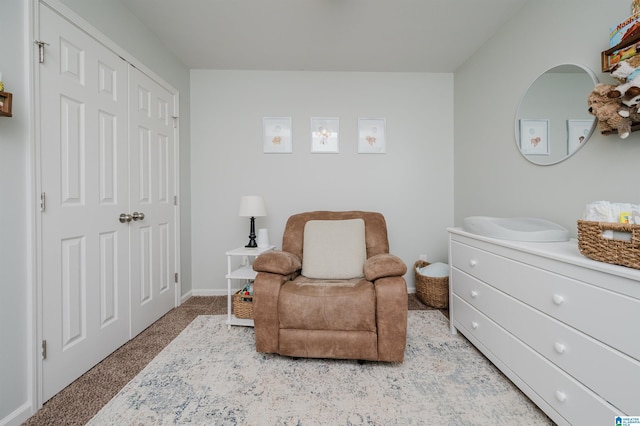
<box><xmin>610</xmin><ymin>13</ymin><xmax>640</xmax><ymax>47</ymax></box>
<box><xmin>577</xmin><ymin>220</ymin><xmax>640</xmax><ymax>269</ymax></box>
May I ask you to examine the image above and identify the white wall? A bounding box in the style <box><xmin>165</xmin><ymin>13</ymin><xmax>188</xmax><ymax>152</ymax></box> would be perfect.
<box><xmin>190</xmin><ymin>70</ymin><xmax>454</xmax><ymax>293</ymax></box>
<box><xmin>0</xmin><ymin>1</ymin><xmax>31</xmax><ymax>424</ymax></box>
<box><xmin>454</xmin><ymin>0</ymin><xmax>639</xmax><ymax>233</ymax></box>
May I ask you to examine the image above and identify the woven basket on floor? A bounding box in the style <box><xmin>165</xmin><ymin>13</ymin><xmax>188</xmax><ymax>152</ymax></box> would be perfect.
<box><xmin>232</xmin><ymin>290</ymin><xmax>254</xmax><ymax>319</ymax></box>
<box><xmin>577</xmin><ymin>219</ymin><xmax>640</xmax><ymax>269</ymax></box>
<box><xmin>414</xmin><ymin>260</ymin><xmax>449</xmax><ymax>309</ymax></box>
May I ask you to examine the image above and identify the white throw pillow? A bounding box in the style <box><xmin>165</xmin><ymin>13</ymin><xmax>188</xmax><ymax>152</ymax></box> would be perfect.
<box><xmin>302</xmin><ymin>219</ymin><xmax>366</xmax><ymax>279</ymax></box>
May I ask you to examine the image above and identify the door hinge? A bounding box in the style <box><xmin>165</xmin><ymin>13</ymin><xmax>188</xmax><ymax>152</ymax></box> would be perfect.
<box><xmin>34</xmin><ymin>40</ymin><xmax>50</xmax><ymax>64</ymax></box>
<box><xmin>40</xmin><ymin>192</ymin><xmax>46</xmax><ymax>212</ymax></box>
<box><xmin>174</xmin><ymin>195</ymin><xmax>177</xmax><ymax>206</ymax></box>
<box><xmin>172</xmin><ymin>116</ymin><xmax>178</xmax><ymax>129</ymax></box>
<box><xmin>42</xmin><ymin>340</ymin><xmax>47</xmax><ymax>360</ymax></box>
<box><xmin>174</xmin><ymin>272</ymin><xmax>179</xmax><ymax>283</ymax></box>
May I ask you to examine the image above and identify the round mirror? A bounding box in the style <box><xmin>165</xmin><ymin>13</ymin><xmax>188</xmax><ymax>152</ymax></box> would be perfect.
<box><xmin>515</xmin><ymin>64</ymin><xmax>598</xmax><ymax>165</ymax></box>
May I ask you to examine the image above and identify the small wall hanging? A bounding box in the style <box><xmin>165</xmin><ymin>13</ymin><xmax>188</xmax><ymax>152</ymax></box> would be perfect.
<box><xmin>263</xmin><ymin>117</ymin><xmax>292</xmax><ymax>153</ymax></box>
<box><xmin>358</xmin><ymin>118</ymin><xmax>386</xmax><ymax>154</ymax></box>
<box><xmin>310</xmin><ymin>117</ymin><xmax>339</xmax><ymax>153</ymax></box>
<box><xmin>0</xmin><ymin>92</ymin><xmax>12</xmax><ymax>117</ymax></box>
<box><xmin>567</xmin><ymin>119</ymin><xmax>592</xmax><ymax>155</ymax></box>
<box><xmin>519</xmin><ymin>119</ymin><xmax>549</xmax><ymax>155</ymax></box>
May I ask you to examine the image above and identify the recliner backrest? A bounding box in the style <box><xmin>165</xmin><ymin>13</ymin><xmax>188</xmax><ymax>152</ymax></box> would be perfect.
<box><xmin>281</xmin><ymin>211</ymin><xmax>390</xmax><ymax>261</ymax></box>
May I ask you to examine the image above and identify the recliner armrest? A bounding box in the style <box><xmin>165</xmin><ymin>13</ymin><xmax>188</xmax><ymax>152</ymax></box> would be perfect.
<box><xmin>364</xmin><ymin>253</ymin><xmax>407</xmax><ymax>281</ymax></box>
<box><xmin>252</xmin><ymin>250</ymin><xmax>302</xmax><ymax>275</ymax></box>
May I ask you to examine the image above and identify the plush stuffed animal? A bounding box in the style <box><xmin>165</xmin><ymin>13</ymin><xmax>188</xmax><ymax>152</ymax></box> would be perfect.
<box><xmin>608</xmin><ymin>60</ymin><xmax>640</xmax><ymax>99</ymax></box>
<box><xmin>619</xmin><ymin>101</ymin><xmax>640</xmax><ymax>127</ymax></box>
<box><xmin>605</xmin><ymin>56</ymin><xmax>640</xmax><ymax>110</ymax></box>
<box><xmin>588</xmin><ymin>83</ymin><xmax>633</xmax><ymax>138</ymax></box>
<box><xmin>618</xmin><ymin>84</ymin><xmax>640</xmax><ymax>111</ymax></box>
<box><xmin>607</xmin><ymin>56</ymin><xmax>640</xmax><ymax>110</ymax></box>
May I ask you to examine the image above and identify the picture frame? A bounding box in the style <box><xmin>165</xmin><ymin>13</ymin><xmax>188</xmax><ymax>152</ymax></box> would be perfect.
<box><xmin>358</xmin><ymin>118</ymin><xmax>386</xmax><ymax>153</ymax></box>
<box><xmin>263</xmin><ymin>117</ymin><xmax>292</xmax><ymax>153</ymax></box>
<box><xmin>310</xmin><ymin>117</ymin><xmax>339</xmax><ymax>153</ymax></box>
<box><xmin>567</xmin><ymin>119</ymin><xmax>593</xmax><ymax>155</ymax></box>
<box><xmin>519</xmin><ymin>119</ymin><xmax>549</xmax><ymax>155</ymax></box>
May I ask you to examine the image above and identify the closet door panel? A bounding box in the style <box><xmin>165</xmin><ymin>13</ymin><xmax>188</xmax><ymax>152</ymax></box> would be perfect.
<box><xmin>39</xmin><ymin>3</ymin><xmax>130</xmax><ymax>402</ymax></box>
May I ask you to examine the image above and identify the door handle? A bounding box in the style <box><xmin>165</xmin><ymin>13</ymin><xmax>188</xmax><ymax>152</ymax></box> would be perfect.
<box><xmin>119</xmin><ymin>213</ymin><xmax>132</xmax><ymax>223</ymax></box>
<box><xmin>132</xmin><ymin>212</ymin><xmax>145</xmax><ymax>221</ymax></box>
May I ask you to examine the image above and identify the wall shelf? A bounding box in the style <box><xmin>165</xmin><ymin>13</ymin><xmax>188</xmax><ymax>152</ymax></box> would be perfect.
<box><xmin>602</xmin><ymin>123</ymin><xmax>640</xmax><ymax>136</ymax></box>
<box><xmin>0</xmin><ymin>91</ymin><xmax>13</xmax><ymax>117</ymax></box>
<box><xmin>599</xmin><ymin>34</ymin><xmax>640</xmax><ymax>136</ymax></box>
<box><xmin>601</xmin><ymin>32</ymin><xmax>640</xmax><ymax>72</ymax></box>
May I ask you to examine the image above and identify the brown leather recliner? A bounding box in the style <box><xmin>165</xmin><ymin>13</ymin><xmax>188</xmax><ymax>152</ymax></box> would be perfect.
<box><xmin>252</xmin><ymin>211</ymin><xmax>408</xmax><ymax>362</ymax></box>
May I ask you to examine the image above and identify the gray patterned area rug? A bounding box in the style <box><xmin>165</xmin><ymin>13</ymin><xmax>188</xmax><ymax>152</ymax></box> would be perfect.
<box><xmin>88</xmin><ymin>311</ymin><xmax>551</xmax><ymax>425</ymax></box>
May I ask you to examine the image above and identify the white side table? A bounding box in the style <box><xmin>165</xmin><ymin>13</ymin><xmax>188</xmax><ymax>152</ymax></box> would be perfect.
<box><xmin>225</xmin><ymin>245</ymin><xmax>275</xmax><ymax>328</ymax></box>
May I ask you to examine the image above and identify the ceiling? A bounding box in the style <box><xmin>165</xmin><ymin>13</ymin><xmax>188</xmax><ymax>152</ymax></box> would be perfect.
<box><xmin>119</xmin><ymin>0</ymin><xmax>528</xmax><ymax>73</ymax></box>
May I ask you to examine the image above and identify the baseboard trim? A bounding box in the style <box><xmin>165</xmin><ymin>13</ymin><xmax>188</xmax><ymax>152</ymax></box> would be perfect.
<box><xmin>180</xmin><ymin>290</ymin><xmax>193</xmax><ymax>304</ymax></box>
<box><xmin>0</xmin><ymin>401</ymin><xmax>33</xmax><ymax>426</ymax></box>
<box><xmin>190</xmin><ymin>289</ymin><xmax>229</xmax><ymax>297</ymax></box>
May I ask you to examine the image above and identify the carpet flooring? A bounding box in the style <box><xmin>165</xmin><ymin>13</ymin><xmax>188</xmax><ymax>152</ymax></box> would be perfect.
<box><xmin>86</xmin><ymin>311</ymin><xmax>552</xmax><ymax>425</ymax></box>
<box><xmin>23</xmin><ymin>294</ymin><xmax>436</xmax><ymax>425</ymax></box>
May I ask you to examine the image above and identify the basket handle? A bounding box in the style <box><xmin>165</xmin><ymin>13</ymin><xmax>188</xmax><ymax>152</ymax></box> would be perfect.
<box><xmin>596</xmin><ymin>221</ymin><xmax>640</xmax><ymax>246</ymax></box>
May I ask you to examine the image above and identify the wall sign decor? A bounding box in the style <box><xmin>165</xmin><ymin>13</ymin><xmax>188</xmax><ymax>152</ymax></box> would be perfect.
<box><xmin>263</xmin><ymin>117</ymin><xmax>292</xmax><ymax>153</ymax></box>
<box><xmin>519</xmin><ymin>119</ymin><xmax>549</xmax><ymax>155</ymax></box>
<box><xmin>358</xmin><ymin>118</ymin><xmax>386</xmax><ymax>153</ymax></box>
<box><xmin>0</xmin><ymin>91</ymin><xmax>12</xmax><ymax>117</ymax></box>
<box><xmin>310</xmin><ymin>117</ymin><xmax>339</xmax><ymax>153</ymax></box>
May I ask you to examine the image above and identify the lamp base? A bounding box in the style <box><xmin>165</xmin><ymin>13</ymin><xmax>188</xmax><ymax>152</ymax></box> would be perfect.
<box><xmin>245</xmin><ymin>216</ymin><xmax>257</xmax><ymax>248</ymax></box>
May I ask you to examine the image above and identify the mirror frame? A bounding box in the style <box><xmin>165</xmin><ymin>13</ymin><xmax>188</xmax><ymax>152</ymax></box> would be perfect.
<box><xmin>515</xmin><ymin>63</ymin><xmax>599</xmax><ymax>166</ymax></box>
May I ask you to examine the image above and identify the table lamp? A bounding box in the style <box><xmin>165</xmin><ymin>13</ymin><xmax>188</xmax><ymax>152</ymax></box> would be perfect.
<box><xmin>238</xmin><ymin>196</ymin><xmax>267</xmax><ymax>248</ymax></box>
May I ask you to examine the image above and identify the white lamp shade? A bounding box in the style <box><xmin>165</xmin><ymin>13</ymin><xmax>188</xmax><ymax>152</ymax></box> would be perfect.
<box><xmin>238</xmin><ymin>196</ymin><xmax>267</xmax><ymax>217</ymax></box>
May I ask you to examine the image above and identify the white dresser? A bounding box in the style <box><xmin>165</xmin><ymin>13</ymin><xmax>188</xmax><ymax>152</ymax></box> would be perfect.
<box><xmin>448</xmin><ymin>228</ymin><xmax>640</xmax><ymax>426</ymax></box>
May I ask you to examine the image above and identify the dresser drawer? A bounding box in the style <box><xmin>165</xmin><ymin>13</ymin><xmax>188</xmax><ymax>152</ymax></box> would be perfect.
<box><xmin>453</xmin><ymin>267</ymin><xmax>640</xmax><ymax>414</ymax></box>
<box><xmin>451</xmin><ymin>294</ymin><xmax>511</xmax><ymax>365</ymax></box>
<box><xmin>510</xmin><ymin>333</ymin><xmax>620</xmax><ymax>426</ymax></box>
<box><xmin>451</xmin><ymin>268</ymin><xmax>512</xmax><ymax>325</ymax></box>
<box><xmin>451</xmin><ymin>240</ymin><xmax>640</xmax><ymax>361</ymax></box>
<box><xmin>452</xmin><ymin>295</ymin><xmax>566</xmax><ymax>425</ymax></box>
<box><xmin>506</xmin><ymin>297</ymin><xmax>640</xmax><ymax>415</ymax></box>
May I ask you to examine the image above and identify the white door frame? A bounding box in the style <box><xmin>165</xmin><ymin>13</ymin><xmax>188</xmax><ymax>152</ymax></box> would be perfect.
<box><xmin>31</xmin><ymin>0</ymin><xmax>181</xmax><ymax>409</ymax></box>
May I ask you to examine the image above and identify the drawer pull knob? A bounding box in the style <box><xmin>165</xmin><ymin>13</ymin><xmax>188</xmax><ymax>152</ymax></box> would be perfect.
<box><xmin>552</xmin><ymin>294</ymin><xmax>564</xmax><ymax>305</ymax></box>
<box><xmin>469</xmin><ymin>259</ymin><xmax>477</xmax><ymax>267</ymax></box>
<box><xmin>555</xmin><ymin>390</ymin><xmax>567</xmax><ymax>403</ymax></box>
<box><xmin>554</xmin><ymin>342</ymin><xmax>566</xmax><ymax>354</ymax></box>
<box><xmin>470</xmin><ymin>290</ymin><xmax>478</xmax><ymax>298</ymax></box>
<box><xmin>471</xmin><ymin>321</ymin><xmax>479</xmax><ymax>329</ymax></box>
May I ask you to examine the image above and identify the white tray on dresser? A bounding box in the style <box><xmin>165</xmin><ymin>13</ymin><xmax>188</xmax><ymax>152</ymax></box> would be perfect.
<box><xmin>448</xmin><ymin>227</ymin><xmax>640</xmax><ymax>426</ymax></box>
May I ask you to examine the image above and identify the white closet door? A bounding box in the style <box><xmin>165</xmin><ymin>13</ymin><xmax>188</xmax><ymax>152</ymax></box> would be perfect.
<box><xmin>39</xmin><ymin>3</ymin><xmax>130</xmax><ymax>402</ymax></box>
<box><xmin>128</xmin><ymin>66</ymin><xmax>178</xmax><ymax>337</ymax></box>
<box><xmin>38</xmin><ymin>3</ymin><xmax>179</xmax><ymax>403</ymax></box>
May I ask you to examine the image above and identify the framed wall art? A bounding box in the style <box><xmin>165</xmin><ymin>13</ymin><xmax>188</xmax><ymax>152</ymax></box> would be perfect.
<box><xmin>358</xmin><ymin>118</ymin><xmax>386</xmax><ymax>154</ymax></box>
<box><xmin>263</xmin><ymin>117</ymin><xmax>292</xmax><ymax>153</ymax></box>
<box><xmin>567</xmin><ymin>119</ymin><xmax>593</xmax><ymax>155</ymax></box>
<box><xmin>519</xmin><ymin>119</ymin><xmax>549</xmax><ymax>155</ymax></box>
<box><xmin>310</xmin><ymin>117</ymin><xmax>339</xmax><ymax>153</ymax></box>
